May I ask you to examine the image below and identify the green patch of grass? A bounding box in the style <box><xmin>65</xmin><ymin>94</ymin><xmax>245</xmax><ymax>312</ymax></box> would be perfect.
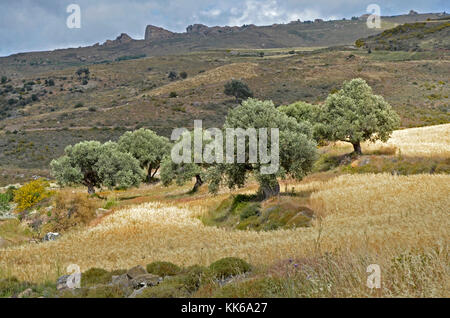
<box><xmin>146</xmin><ymin>261</ymin><xmax>181</xmax><ymax>277</ymax></box>
<box><xmin>81</xmin><ymin>268</ymin><xmax>113</xmax><ymax>287</ymax></box>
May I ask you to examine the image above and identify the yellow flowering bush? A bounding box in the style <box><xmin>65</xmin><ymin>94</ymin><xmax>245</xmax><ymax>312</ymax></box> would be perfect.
<box><xmin>13</xmin><ymin>179</ymin><xmax>52</xmax><ymax>212</ymax></box>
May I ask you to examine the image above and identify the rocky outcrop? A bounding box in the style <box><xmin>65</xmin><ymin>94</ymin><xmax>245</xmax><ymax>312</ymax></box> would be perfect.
<box><xmin>103</xmin><ymin>33</ymin><xmax>133</xmax><ymax>46</ymax></box>
<box><xmin>144</xmin><ymin>25</ymin><xmax>175</xmax><ymax>41</ymax></box>
<box><xmin>186</xmin><ymin>24</ymin><xmax>250</xmax><ymax>36</ymax></box>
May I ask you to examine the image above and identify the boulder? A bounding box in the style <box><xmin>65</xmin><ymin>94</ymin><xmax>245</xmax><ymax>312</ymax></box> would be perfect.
<box><xmin>130</xmin><ymin>274</ymin><xmax>162</xmax><ymax>289</ymax></box>
<box><xmin>128</xmin><ymin>286</ymin><xmax>147</xmax><ymax>298</ymax></box>
<box><xmin>43</xmin><ymin>232</ymin><xmax>60</xmax><ymax>241</ymax></box>
<box><xmin>126</xmin><ymin>265</ymin><xmax>147</xmax><ymax>279</ymax></box>
<box><xmin>112</xmin><ymin>274</ymin><xmax>133</xmax><ymax>294</ymax></box>
<box><xmin>17</xmin><ymin>288</ymin><xmax>33</xmax><ymax>298</ymax></box>
<box><xmin>56</xmin><ymin>275</ymin><xmax>70</xmax><ymax>291</ymax></box>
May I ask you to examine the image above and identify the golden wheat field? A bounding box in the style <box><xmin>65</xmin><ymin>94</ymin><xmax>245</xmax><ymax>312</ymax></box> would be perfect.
<box><xmin>0</xmin><ymin>173</ymin><xmax>448</xmax><ymax>288</ymax></box>
<box><xmin>363</xmin><ymin>123</ymin><xmax>450</xmax><ymax>157</ymax></box>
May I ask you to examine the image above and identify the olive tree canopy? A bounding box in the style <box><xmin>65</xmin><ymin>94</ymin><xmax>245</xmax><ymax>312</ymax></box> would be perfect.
<box><xmin>321</xmin><ymin>78</ymin><xmax>400</xmax><ymax>154</ymax></box>
<box><xmin>50</xmin><ymin>141</ymin><xmax>144</xmax><ymax>194</ymax></box>
<box><xmin>118</xmin><ymin>128</ymin><xmax>171</xmax><ymax>183</ymax></box>
<box><xmin>208</xmin><ymin>98</ymin><xmax>318</xmax><ymax>199</ymax></box>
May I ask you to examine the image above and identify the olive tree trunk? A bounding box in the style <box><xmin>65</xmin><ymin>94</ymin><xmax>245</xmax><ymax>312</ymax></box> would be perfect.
<box><xmin>259</xmin><ymin>181</ymin><xmax>280</xmax><ymax>200</ymax></box>
<box><xmin>87</xmin><ymin>184</ymin><xmax>95</xmax><ymax>195</ymax></box>
<box><xmin>352</xmin><ymin>141</ymin><xmax>362</xmax><ymax>155</ymax></box>
<box><xmin>192</xmin><ymin>174</ymin><xmax>203</xmax><ymax>193</ymax></box>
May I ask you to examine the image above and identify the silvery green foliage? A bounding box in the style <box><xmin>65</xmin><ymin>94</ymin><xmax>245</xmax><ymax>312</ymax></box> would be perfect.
<box><xmin>118</xmin><ymin>128</ymin><xmax>171</xmax><ymax>181</ymax></box>
<box><xmin>321</xmin><ymin>78</ymin><xmax>400</xmax><ymax>146</ymax></box>
<box><xmin>278</xmin><ymin>101</ymin><xmax>327</xmax><ymax>143</ymax></box>
<box><xmin>208</xmin><ymin>98</ymin><xmax>317</xmax><ymax>197</ymax></box>
<box><xmin>160</xmin><ymin>130</ymin><xmax>206</xmax><ymax>191</ymax></box>
<box><xmin>50</xmin><ymin>140</ymin><xmax>144</xmax><ymax>193</ymax></box>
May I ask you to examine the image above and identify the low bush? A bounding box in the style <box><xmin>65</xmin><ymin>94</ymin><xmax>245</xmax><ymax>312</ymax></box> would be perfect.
<box><xmin>46</xmin><ymin>191</ymin><xmax>98</xmax><ymax>232</ymax></box>
<box><xmin>209</xmin><ymin>257</ymin><xmax>251</xmax><ymax>279</ymax></box>
<box><xmin>81</xmin><ymin>268</ymin><xmax>113</xmax><ymax>287</ymax></box>
<box><xmin>146</xmin><ymin>261</ymin><xmax>181</xmax><ymax>277</ymax></box>
<box><xmin>13</xmin><ymin>179</ymin><xmax>52</xmax><ymax>212</ymax></box>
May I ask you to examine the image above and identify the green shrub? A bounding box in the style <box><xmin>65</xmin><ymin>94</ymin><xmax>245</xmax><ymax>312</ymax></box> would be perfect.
<box><xmin>209</xmin><ymin>257</ymin><xmax>251</xmax><ymax>279</ymax></box>
<box><xmin>85</xmin><ymin>285</ymin><xmax>124</xmax><ymax>298</ymax></box>
<box><xmin>138</xmin><ymin>280</ymin><xmax>188</xmax><ymax>298</ymax></box>
<box><xmin>146</xmin><ymin>261</ymin><xmax>181</xmax><ymax>277</ymax></box>
<box><xmin>239</xmin><ymin>203</ymin><xmax>260</xmax><ymax>220</ymax></box>
<box><xmin>169</xmin><ymin>91</ymin><xmax>178</xmax><ymax>98</ymax></box>
<box><xmin>81</xmin><ymin>268</ymin><xmax>113</xmax><ymax>287</ymax></box>
<box><xmin>0</xmin><ymin>277</ymin><xmax>31</xmax><ymax>297</ymax></box>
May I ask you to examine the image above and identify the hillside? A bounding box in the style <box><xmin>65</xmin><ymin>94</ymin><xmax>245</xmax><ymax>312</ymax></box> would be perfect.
<box><xmin>0</xmin><ymin>12</ymin><xmax>449</xmax><ymax>185</ymax></box>
<box><xmin>0</xmin><ymin>12</ymin><xmax>447</xmax><ymax>77</ymax></box>
<box><xmin>357</xmin><ymin>19</ymin><xmax>450</xmax><ymax>51</ymax></box>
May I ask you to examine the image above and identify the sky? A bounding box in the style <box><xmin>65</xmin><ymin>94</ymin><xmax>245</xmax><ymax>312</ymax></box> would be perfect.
<box><xmin>0</xmin><ymin>0</ymin><xmax>448</xmax><ymax>57</ymax></box>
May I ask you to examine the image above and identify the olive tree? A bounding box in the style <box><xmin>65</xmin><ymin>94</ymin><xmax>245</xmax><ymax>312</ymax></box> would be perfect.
<box><xmin>160</xmin><ymin>130</ymin><xmax>210</xmax><ymax>193</ymax></box>
<box><xmin>224</xmin><ymin>79</ymin><xmax>253</xmax><ymax>103</ymax></box>
<box><xmin>209</xmin><ymin>99</ymin><xmax>317</xmax><ymax>199</ymax></box>
<box><xmin>118</xmin><ymin>128</ymin><xmax>171</xmax><ymax>183</ymax></box>
<box><xmin>50</xmin><ymin>141</ymin><xmax>144</xmax><ymax>194</ymax></box>
<box><xmin>278</xmin><ymin>101</ymin><xmax>327</xmax><ymax>143</ymax></box>
<box><xmin>321</xmin><ymin>78</ymin><xmax>400</xmax><ymax>154</ymax></box>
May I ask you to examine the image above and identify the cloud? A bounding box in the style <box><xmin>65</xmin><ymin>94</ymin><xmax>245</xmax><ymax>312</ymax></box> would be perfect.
<box><xmin>228</xmin><ymin>0</ymin><xmax>322</xmax><ymax>25</ymax></box>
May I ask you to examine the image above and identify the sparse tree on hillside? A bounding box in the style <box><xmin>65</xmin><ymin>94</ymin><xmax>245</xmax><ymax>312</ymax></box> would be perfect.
<box><xmin>51</xmin><ymin>141</ymin><xmax>144</xmax><ymax>194</ymax></box>
<box><xmin>209</xmin><ymin>99</ymin><xmax>317</xmax><ymax>199</ymax></box>
<box><xmin>168</xmin><ymin>71</ymin><xmax>177</xmax><ymax>81</ymax></box>
<box><xmin>321</xmin><ymin>78</ymin><xmax>400</xmax><ymax>155</ymax></box>
<box><xmin>224</xmin><ymin>79</ymin><xmax>253</xmax><ymax>103</ymax></box>
<box><xmin>118</xmin><ymin>128</ymin><xmax>171</xmax><ymax>183</ymax></box>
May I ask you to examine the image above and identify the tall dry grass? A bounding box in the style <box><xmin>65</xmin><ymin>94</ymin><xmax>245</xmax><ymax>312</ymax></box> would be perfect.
<box><xmin>0</xmin><ymin>173</ymin><xmax>448</xmax><ymax>297</ymax></box>
<box><xmin>362</xmin><ymin>123</ymin><xmax>450</xmax><ymax>157</ymax></box>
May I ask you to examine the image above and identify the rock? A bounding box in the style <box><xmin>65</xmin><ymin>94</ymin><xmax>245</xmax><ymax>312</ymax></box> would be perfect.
<box><xmin>360</xmin><ymin>157</ymin><xmax>371</xmax><ymax>166</ymax></box>
<box><xmin>145</xmin><ymin>25</ymin><xmax>175</xmax><ymax>41</ymax></box>
<box><xmin>43</xmin><ymin>232</ymin><xmax>60</xmax><ymax>241</ymax></box>
<box><xmin>112</xmin><ymin>274</ymin><xmax>130</xmax><ymax>288</ymax></box>
<box><xmin>130</xmin><ymin>274</ymin><xmax>162</xmax><ymax>289</ymax></box>
<box><xmin>126</xmin><ymin>265</ymin><xmax>147</xmax><ymax>279</ymax></box>
<box><xmin>103</xmin><ymin>33</ymin><xmax>133</xmax><ymax>46</ymax></box>
<box><xmin>128</xmin><ymin>286</ymin><xmax>147</xmax><ymax>298</ymax></box>
<box><xmin>56</xmin><ymin>275</ymin><xmax>70</xmax><ymax>291</ymax></box>
<box><xmin>112</xmin><ymin>274</ymin><xmax>133</xmax><ymax>295</ymax></box>
<box><xmin>96</xmin><ymin>208</ymin><xmax>109</xmax><ymax>217</ymax></box>
<box><xmin>17</xmin><ymin>288</ymin><xmax>33</xmax><ymax>298</ymax></box>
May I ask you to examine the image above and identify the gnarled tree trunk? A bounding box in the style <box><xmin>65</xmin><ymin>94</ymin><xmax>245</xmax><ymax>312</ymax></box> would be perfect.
<box><xmin>259</xmin><ymin>181</ymin><xmax>280</xmax><ymax>200</ymax></box>
<box><xmin>87</xmin><ymin>184</ymin><xmax>95</xmax><ymax>195</ymax></box>
<box><xmin>192</xmin><ymin>174</ymin><xmax>203</xmax><ymax>193</ymax></box>
<box><xmin>352</xmin><ymin>141</ymin><xmax>362</xmax><ymax>155</ymax></box>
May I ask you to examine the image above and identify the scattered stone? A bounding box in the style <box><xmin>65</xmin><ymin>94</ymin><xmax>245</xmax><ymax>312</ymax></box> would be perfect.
<box><xmin>126</xmin><ymin>265</ymin><xmax>147</xmax><ymax>279</ymax></box>
<box><xmin>17</xmin><ymin>288</ymin><xmax>33</xmax><ymax>298</ymax></box>
<box><xmin>359</xmin><ymin>157</ymin><xmax>371</xmax><ymax>166</ymax></box>
<box><xmin>112</xmin><ymin>274</ymin><xmax>131</xmax><ymax>288</ymax></box>
<box><xmin>128</xmin><ymin>286</ymin><xmax>147</xmax><ymax>298</ymax></box>
<box><xmin>130</xmin><ymin>274</ymin><xmax>161</xmax><ymax>289</ymax></box>
<box><xmin>56</xmin><ymin>275</ymin><xmax>70</xmax><ymax>291</ymax></box>
<box><xmin>43</xmin><ymin>232</ymin><xmax>60</xmax><ymax>241</ymax></box>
